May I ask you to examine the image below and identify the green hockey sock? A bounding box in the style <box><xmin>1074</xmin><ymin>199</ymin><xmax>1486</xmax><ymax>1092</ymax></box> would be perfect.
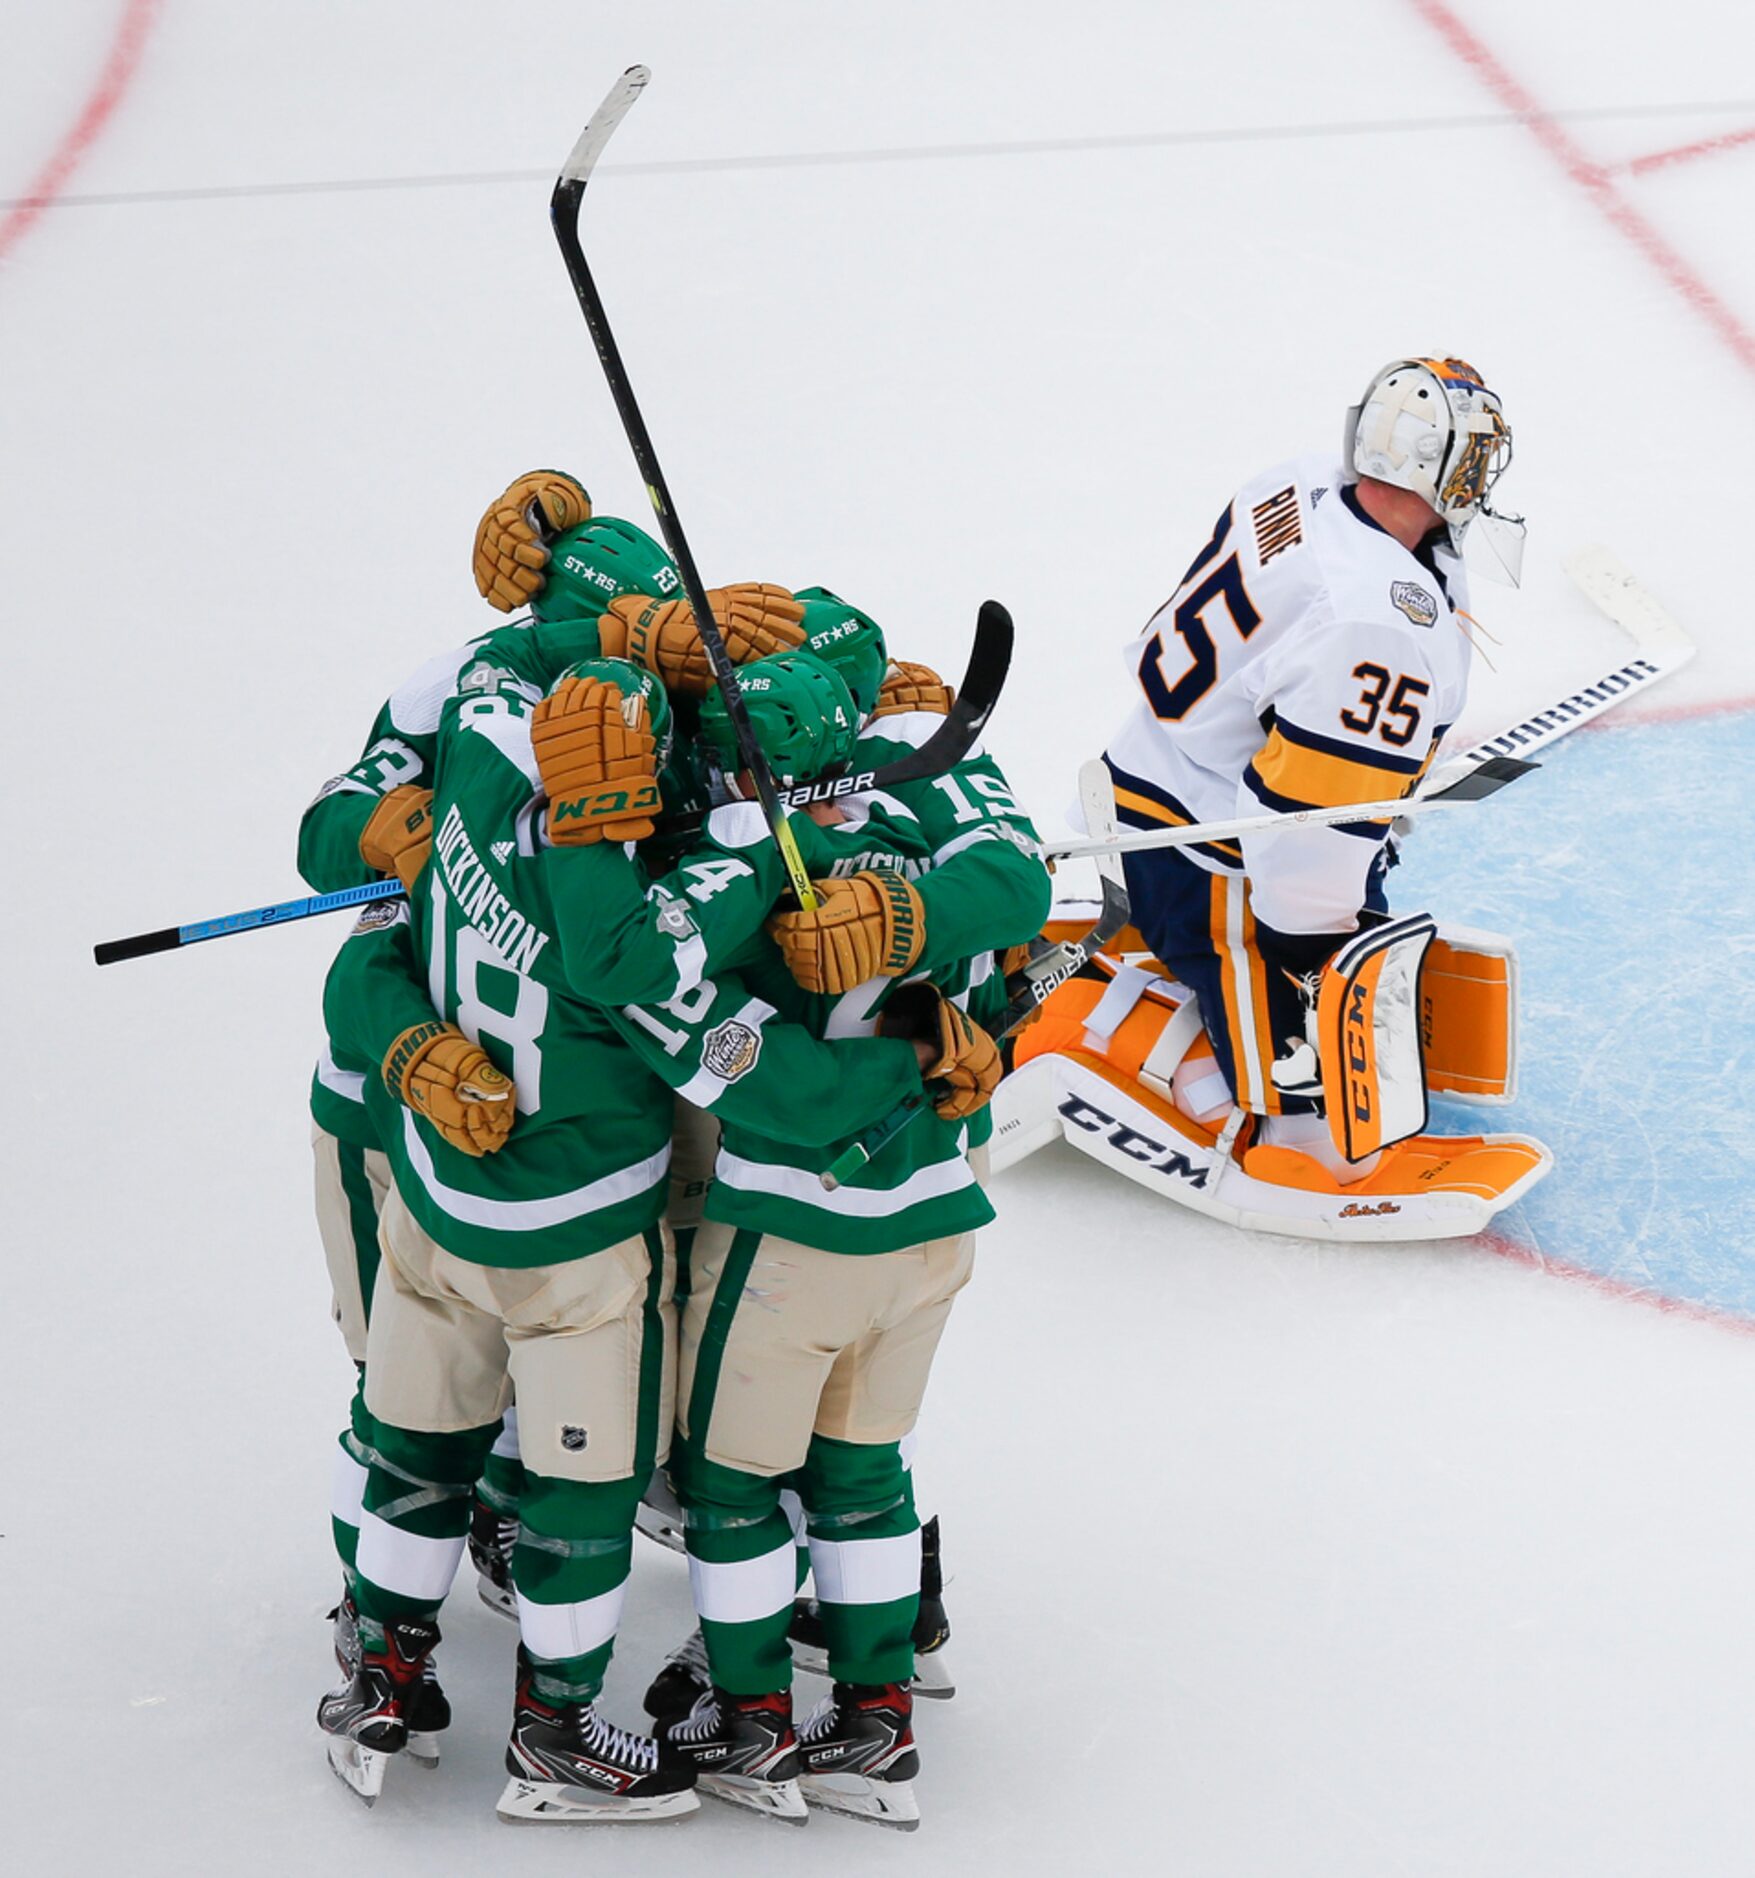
<box><xmin>799</xmin><ymin>1435</ymin><xmax>920</xmax><ymax>1688</ymax></box>
<box><xmin>352</xmin><ymin>1418</ymin><xmax>497</xmax><ymax>1628</ymax></box>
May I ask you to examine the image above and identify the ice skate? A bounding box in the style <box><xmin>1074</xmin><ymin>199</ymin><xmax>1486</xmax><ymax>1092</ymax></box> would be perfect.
<box><xmin>469</xmin><ymin>1491</ymin><xmax>519</xmax><ymax>1622</ymax></box>
<box><xmin>657</xmin><ymin>1687</ymin><xmax>807</xmax><ymax>1824</ymax></box>
<box><xmin>329</xmin><ymin>1593</ymin><xmax>448</xmax><ymax>1766</ymax></box>
<box><xmin>642</xmin><ymin>1625</ymin><xmax>711</xmax><ymax>1724</ymax></box>
<box><xmin>498</xmin><ymin>1660</ymin><xmax>698</xmax><ymax>1825</ymax></box>
<box><xmin>796</xmin><ymin>1681</ymin><xmax>920</xmax><ymax>1830</ymax></box>
<box><xmin>317</xmin><ymin>1616</ymin><xmax>442</xmax><ymax>1806</ymax></box>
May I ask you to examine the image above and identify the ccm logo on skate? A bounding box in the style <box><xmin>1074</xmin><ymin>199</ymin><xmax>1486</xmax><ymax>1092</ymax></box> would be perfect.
<box><xmin>1058</xmin><ymin>1097</ymin><xmax>1210</xmax><ymax>1187</ymax></box>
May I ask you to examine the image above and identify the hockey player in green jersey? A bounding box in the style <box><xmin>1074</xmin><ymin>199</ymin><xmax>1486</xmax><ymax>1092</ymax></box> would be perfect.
<box><xmin>317</xmin><ymin>657</ymin><xmax>986</xmax><ymax>1824</ymax></box>
<box><xmin>536</xmin><ymin>653</ymin><xmax>1043</xmax><ymax>1830</ymax></box>
<box><xmin>299</xmin><ymin>497</ymin><xmax>805</xmax><ymax>1634</ymax></box>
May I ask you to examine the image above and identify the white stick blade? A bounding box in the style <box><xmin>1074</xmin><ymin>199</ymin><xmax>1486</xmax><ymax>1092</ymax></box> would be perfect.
<box><xmin>559</xmin><ymin>65</ymin><xmax>651</xmax><ymax>186</ymax></box>
<box><xmin>1076</xmin><ymin>759</ymin><xmax>1124</xmax><ymax>886</ymax></box>
<box><xmin>1564</xmin><ymin>545</ymin><xmax>1697</xmax><ymax>668</ymax></box>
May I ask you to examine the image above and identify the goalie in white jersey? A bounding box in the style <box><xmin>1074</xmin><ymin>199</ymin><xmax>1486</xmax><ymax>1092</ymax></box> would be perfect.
<box><xmin>1101</xmin><ymin>357</ymin><xmax>1524</xmax><ymax>1177</ymax></box>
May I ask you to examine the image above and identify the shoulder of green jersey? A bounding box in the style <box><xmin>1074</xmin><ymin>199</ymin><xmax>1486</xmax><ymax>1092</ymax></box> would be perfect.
<box><xmin>386</xmin><ymin>634</ymin><xmax>497</xmax><ymax>736</ymax></box>
<box><xmin>704</xmin><ymin>801</ymin><xmax>774</xmax><ymax>851</ymax></box>
<box><xmin>857</xmin><ymin>713</ymin><xmax>983</xmax><ymax>759</ymax></box>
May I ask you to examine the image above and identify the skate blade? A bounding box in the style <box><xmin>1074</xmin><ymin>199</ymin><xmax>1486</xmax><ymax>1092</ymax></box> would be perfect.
<box><xmin>911</xmin><ymin>1651</ymin><xmax>956</xmax><ymax>1701</ymax></box>
<box><xmin>495</xmin><ymin>1776</ymin><xmax>700</xmax><ymax>1825</ymax></box>
<box><xmin>326</xmin><ymin>1738</ymin><xmax>390</xmax><ymax>1806</ymax></box>
<box><xmin>477</xmin><ymin>1576</ymin><xmax>519</xmax><ymax>1623</ymax></box>
<box><xmin>405</xmin><ymin>1731</ymin><xmax>442</xmax><ymax>1768</ymax></box>
<box><xmin>791</xmin><ymin>1637</ymin><xmax>953</xmax><ymax>1701</ymax></box>
<box><xmin>701</xmin><ymin>1773</ymin><xmax>809</xmax><ymax>1825</ymax></box>
<box><xmin>801</xmin><ymin>1773</ymin><xmax>919</xmax><ymax>1831</ymax></box>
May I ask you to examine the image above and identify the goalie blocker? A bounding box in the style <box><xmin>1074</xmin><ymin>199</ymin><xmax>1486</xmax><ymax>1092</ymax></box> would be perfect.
<box><xmin>990</xmin><ymin>906</ymin><xmax>1546</xmax><ymax>1242</ymax></box>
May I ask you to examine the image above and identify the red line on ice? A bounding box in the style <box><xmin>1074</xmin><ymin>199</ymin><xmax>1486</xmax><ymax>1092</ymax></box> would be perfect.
<box><xmin>1472</xmin><ymin>1229</ymin><xmax>1755</xmax><ymax>1339</ymax></box>
<box><xmin>1624</xmin><ymin>124</ymin><xmax>1755</xmax><ymax>177</ymax></box>
<box><xmin>0</xmin><ymin>0</ymin><xmax>163</xmax><ymax>264</ymax></box>
<box><xmin>1406</xmin><ymin>0</ymin><xmax>1755</xmax><ymax>377</ymax></box>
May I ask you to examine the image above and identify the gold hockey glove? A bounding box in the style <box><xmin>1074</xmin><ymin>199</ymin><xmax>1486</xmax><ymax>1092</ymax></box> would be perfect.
<box><xmin>881</xmin><ymin>985</ymin><xmax>1002</xmax><ymax>1120</ymax></box>
<box><xmin>384</xmin><ymin>1021</ymin><xmax>515</xmax><ymax>1156</ymax></box>
<box><xmin>358</xmin><ymin>785</ymin><xmax>434</xmax><ymax>891</ymax></box>
<box><xmin>766</xmin><ymin>869</ymin><xmax>925</xmax><ymax>995</ymax></box>
<box><xmin>873</xmin><ymin>659</ymin><xmax>955</xmax><ymax>718</ymax></box>
<box><xmin>472</xmin><ymin>469</ymin><xmax>592</xmax><ymax>612</ymax></box>
<box><xmin>532</xmin><ymin>674</ymin><xmax>661</xmax><ymax>846</ymax></box>
<box><xmin>604</xmin><ymin>583</ymin><xmax>805</xmax><ymax>695</ymax></box>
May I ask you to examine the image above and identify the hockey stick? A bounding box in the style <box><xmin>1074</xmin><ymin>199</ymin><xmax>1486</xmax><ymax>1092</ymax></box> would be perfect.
<box><xmin>93</xmin><ymin>608</ymin><xmax>1013</xmax><ymax>966</ymax></box>
<box><xmin>820</xmin><ymin>768</ymin><xmax>1130</xmax><ymax>1190</ymax></box>
<box><xmin>1049</xmin><ymin>548</ymin><xmax>1696</xmax><ymax>866</ymax></box>
<box><xmin>551</xmin><ymin>66</ymin><xmax>818</xmax><ymax>910</ymax></box>
<box><xmin>93</xmin><ymin>878</ymin><xmax>405</xmax><ymax>966</ymax></box>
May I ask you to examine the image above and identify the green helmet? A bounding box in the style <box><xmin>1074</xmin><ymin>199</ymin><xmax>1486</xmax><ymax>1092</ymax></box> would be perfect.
<box><xmin>549</xmin><ymin>655</ymin><xmax>675</xmax><ymax>770</ymax></box>
<box><xmin>793</xmin><ymin>585</ymin><xmax>889</xmax><ymax>719</ymax></box>
<box><xmin>698</xmin><ymin>652</ymin><xmax>859</xmax><ymax>786</ymax></box>
<box><xmin>531</xmin><ymin>517</ymin><xmax>680</xmax><ymax>624</ymax></box>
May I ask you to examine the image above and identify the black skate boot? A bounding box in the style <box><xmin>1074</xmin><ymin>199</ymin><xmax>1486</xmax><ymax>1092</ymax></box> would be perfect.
<box><xmin>642</xmin><ymin>1625</ymin><xmax>711</xmax><ymax>1724</ymax></box>
<box><xmin>657</xmin><ymin>1687</ymin><xmax>806</xmax><ymax>1824</ymax></box>
<box><xmin>789</xmin><ymin>1517</ymin><xmax>955</xmax><ymax>1699</ymax></box>
<box><xmin>317</xmin><ymin>1616</ymin><xmax>442</xmax><ymax>1805</ymax></box>
<box><xmin>498</xmin><ymin>1656</ymin><xmax>698</xmax><ymax>1825</ymax></box>
<box><xmin>469</xmin><ymin>1491</ymin><xmax>519</xmax><ymax>1622</ymax></box>
<box><xmin>910</xmin><ymin>1515</ymin><xmax>955</xmax><ymax>1699</ymax></box>
<box><xmin>327</xmin><ymin>1593</ymin><xmax>449</xmax><ymax>1766</ymax></box>
<box><xmin>797</xmin><ymin>1681</ymin><xmax>920</xmax><ymax>1830</ymax></box>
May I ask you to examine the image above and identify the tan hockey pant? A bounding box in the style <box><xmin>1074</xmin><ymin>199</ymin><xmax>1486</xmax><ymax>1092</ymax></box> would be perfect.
<box><xmin>364</xmin><ymin>1186</ymin><xmax>675</xmax><ymax>1484</ymax></box>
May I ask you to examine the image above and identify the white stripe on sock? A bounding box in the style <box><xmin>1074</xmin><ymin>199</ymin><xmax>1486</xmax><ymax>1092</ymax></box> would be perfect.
<box><xmin>355</xmin><ymin>1509</ymin><xmax>466</xmax><ymax>1602</ymax></box>
<box><xmin>808</xmin><ymin>1531</ymin><xmax>921</xmax><ymax>1607</ymax></box>
<box><xmin>330</xmin><ymin>1449</ymin><xmax>368</xmax><ymax>1529</ymax></box>
<box><xmin>688</xmin><ymin>1539</ymin><xmax>797</xmax><ymax>1625</ymax></box>
<box><xmin>516</xmin><ymin>1578</ymin><xmax>627</xmax><ymax>1662</ymax></box>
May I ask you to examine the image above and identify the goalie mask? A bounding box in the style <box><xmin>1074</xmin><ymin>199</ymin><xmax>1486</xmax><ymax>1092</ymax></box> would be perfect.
<box><xmin>1343</xmin><ymin>357</ymin><xmax>1526</xmax><ymax>584</ymax></box>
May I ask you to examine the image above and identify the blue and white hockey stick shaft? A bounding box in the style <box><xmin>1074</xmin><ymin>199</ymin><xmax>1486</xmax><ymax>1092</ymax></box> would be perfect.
<box><xmin>94</xmin><ymin>879</ymin><xmax>405</xmax><ymax>966</ymax></box>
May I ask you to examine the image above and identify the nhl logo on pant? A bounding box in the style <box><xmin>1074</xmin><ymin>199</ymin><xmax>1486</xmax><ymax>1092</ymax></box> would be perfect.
<box><xmin>560</xmin><ymin>1425</ymin><xmax>589</xmax><ymax>1452</ymax></box>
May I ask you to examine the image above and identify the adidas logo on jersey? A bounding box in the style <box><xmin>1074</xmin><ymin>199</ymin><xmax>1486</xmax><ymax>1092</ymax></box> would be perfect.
<box><xmin>491</xmin><ymin>840</ymin><xmax>515</xmax><ymax>863</ymax></box>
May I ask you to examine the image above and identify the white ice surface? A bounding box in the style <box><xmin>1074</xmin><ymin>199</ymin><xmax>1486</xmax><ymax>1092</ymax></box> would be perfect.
<box><xmin>4</xmin><ymin>5</ymin><xmax>1755</xmax><ymax>1873</ymax></box>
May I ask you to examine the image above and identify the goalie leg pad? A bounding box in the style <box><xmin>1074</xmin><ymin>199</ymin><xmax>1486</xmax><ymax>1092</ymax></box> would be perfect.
<box><xmin>1316</xmin><ymin>914</ymin><xmax>1437</xmax><ymax>1162</ymax></box>
<box><xmin>1423</xmin><ymin>925</ymin><xmax>1519</xmax><ymax>1103</ymax></box>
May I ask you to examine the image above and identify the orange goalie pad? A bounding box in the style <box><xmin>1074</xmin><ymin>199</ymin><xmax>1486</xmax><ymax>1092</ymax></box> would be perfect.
<box><xmin>1422</xmin><ymin>932</ymin><xmax>1517</xmax><ymax>1102</ymax></box>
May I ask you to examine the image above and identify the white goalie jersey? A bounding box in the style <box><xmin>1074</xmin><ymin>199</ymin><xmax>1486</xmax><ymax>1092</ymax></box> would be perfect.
<box><xmin>1104</xmin><ymin>452</ymin><xmax>1475</xmax><ymax>937</ymax></box>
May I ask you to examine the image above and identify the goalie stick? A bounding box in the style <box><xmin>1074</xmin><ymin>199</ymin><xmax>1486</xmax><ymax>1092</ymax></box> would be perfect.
<box><xmin>1047</xmin><ymin>547</ymin><xmax>1696</xmax><ymax>866</ymax></box>
<box><xmin>820</xmin><ymin>766</ymin><xmax>1130</xmax><ymax>1190</ymax></box>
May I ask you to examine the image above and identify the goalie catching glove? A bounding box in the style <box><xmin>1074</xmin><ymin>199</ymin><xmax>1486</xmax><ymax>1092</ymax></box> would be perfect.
<box><xmin>531</xmin><ymin>657</ymin><xmax>670</xmax><ymax>847</ymax></box>
<box><xmin>600</xmin><ymin>584</ymin><xmax>805</xmax><ymax>695</ymax></box>
<box><xmin>473</xmin><ymin>469</ymin><xmax>593</xmax><ymax>612</ymax></box>
<box><xmin>384</xmin><ymin>1021</ymin><xmax>515</xmax><ymax>1157</ymax></box>
<box><xmin>767</xmin><ymin>869</ymin><xmax>925</xmax><ymax>996</ymax></box>
<box><xmin>358</xmin><ymin>785</ymin><xmax>433</xmax><ymax>891</ymax></box>
<box><xmin>880</xmin><ymin>982</ymin><xmax>1001</xmax><ymax>1120</ymax></box>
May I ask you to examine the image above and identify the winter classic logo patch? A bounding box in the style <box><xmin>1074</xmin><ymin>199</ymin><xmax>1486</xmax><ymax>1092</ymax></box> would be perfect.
<box><xmin>701</xmin><ymin>1019</ymin><xmax>763</xmax><ymax>1082</ymax></box>
<box><xmin>1390</xmin><ymin>580</ymin><xmax>1439</xmax><ymax>627</ymax></box>
<box><xmin>350</xmin><ymin>899</ymin><xmax>404</xmax><ymax>935</ymax></box>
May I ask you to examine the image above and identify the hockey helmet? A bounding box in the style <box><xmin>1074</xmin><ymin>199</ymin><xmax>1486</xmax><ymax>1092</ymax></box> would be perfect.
<box><xmin>1343</xmin><ymin>358</ymin><xmax>1525</xmax><ymax>580</ymax></box>
<box><xmin>548</xmin><ymin>655</ymin><xmax>676</xmax><ymax>770</ymax></box>
<box><xmin>531</xmin><ymin>516</ymin><xmax>681</xmax><ymax>624</ymax></box>
<box><xmin>698</xmin><ymin>651</ymin><xmax>860</xmax><ymax>788</ymax></box>
<box><xmin>793</xmin><ymin>586</ymin><xmax>889</xmax><ymax>719</ymax></box>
